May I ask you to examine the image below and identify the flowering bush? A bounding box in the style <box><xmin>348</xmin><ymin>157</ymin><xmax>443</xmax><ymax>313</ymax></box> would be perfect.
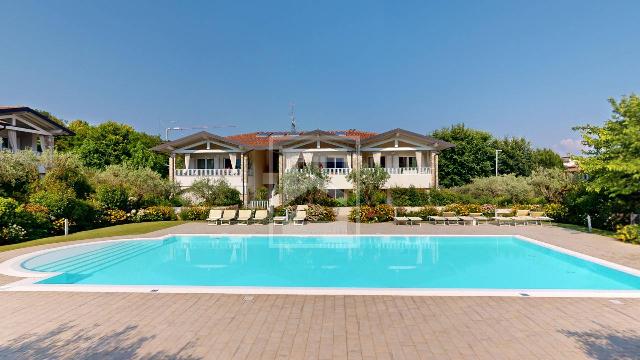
<box><xmin>404</xmin><ymin>206</ymin><xmax>440</xmax><ymax>219</ymax></box>
<box><xmin>442</xmin><ymin>203</ymin><xmax>484</xmax><ymax>215</ymax></box>
<box><xmin>179</xmin><ymin>206</ymin><xmax>210</xmax><ymax>221</ymax></box>
<box><xmin>349</xmin><ymin>204</ymin><xmax>394</xmax><ymax>223</ymax></box>
<box><xmin>0</xmin><ymin>224</ymin><xmax>27</xmax><ymax>244</ymax></box>
<box><xmin>102</xmin><ymin>209</ymin><xmax>128</xmax><ymax>225</ymax></box>
<box><xmin>305</xmin><ymin>205</ymin><xmax>336</xmax><ymax>222</ymax></box>
<box><xmin>133</xmin><ymin>206</ymin><xmax>176</xmax><ymax>222</ymax></box>
<box><xmin>543</xmin><ymin>203</ymin><xmax>568</xmax><ymax>221</ymax></box>
<box><xmin>616</xmin><ymin>225</ymin><xmax>640</xmax><ymax>244</ymax></box>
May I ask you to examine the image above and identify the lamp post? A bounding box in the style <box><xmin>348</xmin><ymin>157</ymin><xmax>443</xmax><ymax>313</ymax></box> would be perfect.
<box><xmin>495</xmin><ymin>149</ymin><xmax>502</xmax><ymax>176</ymax></box>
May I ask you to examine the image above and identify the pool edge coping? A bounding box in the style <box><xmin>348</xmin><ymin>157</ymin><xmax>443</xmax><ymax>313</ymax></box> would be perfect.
<box><xmin>1</xmin><ymin>233</ymin><xmax>640</xmax><ymax>298</ymax></box>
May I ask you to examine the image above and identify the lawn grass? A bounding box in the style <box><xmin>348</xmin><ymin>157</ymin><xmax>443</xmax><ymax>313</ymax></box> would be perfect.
<box><xmin>554</xmin><ymin>222</ymin><xmax>617</xmax><ymax>238</ymax></box>
<box><xmin>0</xmin><ymin>221</ymin><xmax>188</xmax><ymax>253</ymax></box>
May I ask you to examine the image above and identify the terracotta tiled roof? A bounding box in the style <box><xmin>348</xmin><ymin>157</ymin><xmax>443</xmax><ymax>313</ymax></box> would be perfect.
<box><xmin>226</xmin><ymin>129</ymin><xmax>378</xmax><ymax>148</ymax></box>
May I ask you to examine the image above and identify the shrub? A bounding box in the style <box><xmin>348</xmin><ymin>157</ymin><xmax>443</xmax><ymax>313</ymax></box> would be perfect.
<box><xmin>189</xmin><ymin>178</ymin><xmax>242</xmax><ymax>206</ymax></box>
<box><xmin>255</xmin><ymin>187</ymin><xmax>269</xmax><ymax>201</ymax></box>
<box><xmin>102</xmin><ymin>209</ymin><xmax>128</xmax><ymax>225</ymax></box>
<box><xmin>346</xmin><ymin>167</ymin><xmax>390</xmax><ymax>205</ymax></box>
<box><xmin>616</xmin><ymin>225</ymin><xmax>640</xmax><ymax>244</ymax></box>
<box><xmin>443</xmin><ymin>203</ymin><xmax>483</xmax><ymax>215</ymax></box>
<box><xmin>404</xmin><ymin>206</ymin><xmax>440</xmax><ymax>220</ymax></box>
<box><xmin>179</xmin><ymin>206</ymin><xmax>210</xmax><ymax>221</ymax></box>
<box><xmin>424</xmin><ymin>188</ymin><xmax>466</xmax><ymax>206</ymax></box>
<box><xmin>305</xmin><ymin>205</ymin><xmax>336</xmax><ymax>222</ymax></box>
<box><xmin>133</xmin><ymin>206</ymin><xmax>176</xmax><ymax>222</ymax></box>
<box><xmin>92</xmin><ymin>164</ymin><xmax>180</xmax><ymax>208</ymax></box>
<box><xmin>0</xmin><ymin>197</ymin><xmax>20</xmax><ymax>227</ymax></box>
<box><xmin>453</xmin><ymin>174</ymin><xmax>536</xmax><ymax>205</ymax></box>
<box><xmin>544</xmin><ymin>203</ymin><xmax>568</xmax><ymax>221</ymax></box>
<box><xmin>0</xmin><ymin>224</ymin><xmax>27</xmax><ymax>245</ymax></box>
<box><xmin>279</xmin><ymin>165</ymin><xmax>329</xmax><ymax>204</ymax></box>
<box><xmin>39</xmin><ymin>152</ymin><xmax>92</xmax><ymax>199</ymax></box>
<box><xmin>390</xmin><ymin>186</ymin><xmax>428</xmax><ymax>206</ymax></box>
<box><xmin>349</xmin><ymin>204</ymin><xmax>394</xmax><ymax>223</ymax></box>
<box><xmin>29</xmin><ymin>187</ymin><xmax>76</xmax><ymax>219</ymax></box>
<box><xmin>95</xmin><ymin>185</ymin><xmax>130</xmax><ymax>210</ymax></box>
<box><xmin>17</xmin><ymin>204</ymin><xmax>52</xmax><ymax>239</ymax></box>
<box><xmin>346</xmin><ymin>190</ymin><xmax>386</xmax><ymax>206</ymax></box>
<box><xmin>0</xmin><ymin>150</ymin><xmax>39</xmax><ymax>201</ymax></box>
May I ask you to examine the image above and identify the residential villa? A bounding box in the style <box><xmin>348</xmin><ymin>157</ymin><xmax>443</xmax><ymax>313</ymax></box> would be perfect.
<box><xmin>152</xmin><ymin>128</ymin><xmax>454</xmax><ymax>205</ymax></box>
<box><xmin>0</xmin><ymin>106</ymin><xmax>74</xmax><ymax>157</ymax></box>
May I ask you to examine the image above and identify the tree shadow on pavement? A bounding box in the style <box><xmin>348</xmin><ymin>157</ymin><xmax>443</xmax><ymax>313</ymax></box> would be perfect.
<box><xmin>561</xmin><ymin>326</ymin><xmax>640</xmax><ymax>360</ymax></box>
<box><xmin>0</xmin><ymin>322</ymin><xmax>201</xmax><ymax>359</ymax></box>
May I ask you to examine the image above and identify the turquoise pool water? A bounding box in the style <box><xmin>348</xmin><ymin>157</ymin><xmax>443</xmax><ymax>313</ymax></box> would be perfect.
<box><xmin>21</xmin><ymin>235</ymin><xmax>640</xmax><ymax>290</ymax></box>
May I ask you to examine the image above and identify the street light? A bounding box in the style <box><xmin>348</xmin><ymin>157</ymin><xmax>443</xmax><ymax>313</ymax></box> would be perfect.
<box><xmin>495</xmin><ymin>149</ymin><xmax>502</xmax><ymax>176</ymax></box>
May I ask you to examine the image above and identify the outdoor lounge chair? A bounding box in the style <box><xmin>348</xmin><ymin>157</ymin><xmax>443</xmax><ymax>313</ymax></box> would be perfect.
<box><xmin>293</xmin><ymin>210</ymin><xmax>307</xmax><ymax>225</ymax></box>
<box><xmin>206</xmin><ymin>209</ymin><xmax>223</xmax><ymax>225</ymax></box>
<box><xmin>236</xmin><ymin>210</ymin><xmax>253</xmax><ymax>225</ymax></box>
<box><xmin>458</xmin><ymin>215</ymin><xmax>476</xmax><ymax>226</ymax></box>
<box><xmin>469</xmin><ymin>212</ymin><xmax>490</xmax><ymax>225</ymax></box>
<box><xmin>407</xmin><ymin>216</ymin><xmax>422</xmax><ymax>226</ymax></box>
<box><xmin>393</xmin><ymin>216</ymin><xmax>410</xmax><ymax>225</ymax></box>
<box><xmin>530</xmin><ymin>211</ymin><xmax>553</xmax><ymax>225</ymax></box>
<box><xmin>428</xmin><ymin>215</ymin><xmax>447</xmax><ymax>225</ymax></box>
<box><xmin>442</xmin><ymin>212</ymin><xmax>460</xmax><ymax>225</ymax></box>
<box><xmin>493</xmin><ymin>209</ymin><xmax>514</xmax><ymax>226</ymax></box>
<box><xmin>219</xmin><ymin>209</ymin><xmax>237</xmax><ymax>225</ymax></box>
<box><xmin>252</xmin><ymin>210</ymin><xmax>268</xmax><ymax>224</ymax></box>
<box><xmin>512</xmin><ymin>210</ymin><xmax>533</xmax><ymax>225</ymax></box>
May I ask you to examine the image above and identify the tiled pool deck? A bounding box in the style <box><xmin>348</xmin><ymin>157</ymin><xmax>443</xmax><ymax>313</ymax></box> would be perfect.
<box><xmin>1</xmin><ymin>222</ymin><xmax>639</xmax><ymax>359</ymax></box>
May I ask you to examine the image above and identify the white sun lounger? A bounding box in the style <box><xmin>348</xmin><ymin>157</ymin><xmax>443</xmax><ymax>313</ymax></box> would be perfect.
<box><xmin>469</xmin><ymin>212</ymin><xmax>490</xmax><ymax>225</ymax></box>
<box><xmin>407</xmin><ymin>217</ymin><xmax>422</xmax><ymax>226</ymax></box>
<box><xmin>442</xmin><ymin>212</ymin><xmax>460</xmax><ymax>225</ymax></box>
<box><xmin>206</xmin><ymin>209</ymin><xmax>223</xmax><ymax>225</ymax></box>
<box><xmin>513</xmin><ymin>210</ymin><xmax>533</xmax><ymax>225</ymax></box>
<box><xmin>393</xmin><ymin>216</ymin><xmax>409</xmax><ymax>225</ymax></box>
<box><xmin>252</xmin><ymin>210</ymin><xmax>268</xmax><ymax>224</ymax></box>
<box><xmin>458</xmin><ymin>216</ymin><xmax>476</xmax><ymax>226</ymax></box>
<box><xmin>428</xmin><ymin>215</ymin><xmax>447</xmax><ymax>225</ymax></box>
<box><xmin>293</xmin><ymin>210</ymin><xmax>307</xmax><ymax>225</ymax></box>
<box><xmin>530</xmin><ymin>211</ymin><xmax>554</xmax><ymax>225</ymax></box>
<box><xmin>236</xmin><ymin>210</ymin><xmax>253</xmax><ymax>225</ymax></box>
<box><xmin>220</xmin><ymin>209</ymin><xmax>237</xmax><ymax>225</ymax></box>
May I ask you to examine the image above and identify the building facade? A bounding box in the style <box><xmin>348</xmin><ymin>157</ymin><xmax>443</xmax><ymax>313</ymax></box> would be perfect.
<box><xmin>152</xmin><ymin>128</ymin><xmax>454</xmax><ymax>205</ymax></box>
<box><xmin>0</xmin><ymin>106</ymin><xmax>74</xmax><ymax>155</ymax></box>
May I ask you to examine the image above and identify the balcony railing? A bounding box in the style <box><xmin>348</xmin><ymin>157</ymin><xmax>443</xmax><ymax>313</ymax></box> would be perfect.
<box><xmin>175</xmin><ymin>169</ymin><xmax>241</xmax><ymax>177</ymax></box>
<box><xmin>384</xmin><ymin>167</ymin><xmax>431</xmax><ymax>175</ymax></box>
<box><xmin>286</xmin><ymin>168</ymin><xmax>351</xmax><ymax>175</ymax></box>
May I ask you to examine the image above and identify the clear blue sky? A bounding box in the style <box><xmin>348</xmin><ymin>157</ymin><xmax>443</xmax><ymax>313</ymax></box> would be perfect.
<box><xmin>2</xmin><ymin>0</ymin><xmax>638</xmax><ymax>153</ymax></box>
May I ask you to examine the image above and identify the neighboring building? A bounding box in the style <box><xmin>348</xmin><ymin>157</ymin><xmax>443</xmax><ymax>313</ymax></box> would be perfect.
<box><xmin>0</xmin><ymin>106</ymin><xmax>74</xmax><ymax>154</ymax></box>
<box><xmin>152</xmin><ymin>128</ymin><xmax>454</xmax><ymax>205</ymax></box>
<box><xmin>561</xmin><ymin>155</ymin><xmax>580</xmax><ymax>173</ymax></box>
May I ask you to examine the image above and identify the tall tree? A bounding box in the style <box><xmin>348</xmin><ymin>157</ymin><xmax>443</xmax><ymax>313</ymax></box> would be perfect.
<box><xmin>532</xmin><ymin>148</ymin><xmax>564</xmax><ymax>169</ymax></box>
<box><xmin>493</xmin><ymin>137</ymin><xmax>534</xmax><ymax>176</ymax></box>
<box><xmin>431</xmin><ymin>124</ymin><xmax>494</xmax><ymax>187</ymax></box>
<box><xmin>55</xmin><ymin>120</ymin><xmax>168</xmax><ymax>176</ymax></box>
<box><xmin>575</xmin><ymin>95</ymin><xmax>640</xmax><ymax>211</ymax></box>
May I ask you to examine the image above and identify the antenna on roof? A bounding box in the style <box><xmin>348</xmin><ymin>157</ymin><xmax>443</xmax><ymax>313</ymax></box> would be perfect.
<box><xmin>289</xmin><ymin>102</ymin><xmax>297</xmax><ymax>133</ymax></box>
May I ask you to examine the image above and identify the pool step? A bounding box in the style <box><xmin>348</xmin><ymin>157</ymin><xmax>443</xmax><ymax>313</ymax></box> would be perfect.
<box><xmin>32</xmin><ymin>242</ymin><xmax>143</xmax><ymax>271</ymax></box>
<box><xmin>34</xmin><ymin>241</ymin><xmax>162</xmax><ymax>274</ymax></box>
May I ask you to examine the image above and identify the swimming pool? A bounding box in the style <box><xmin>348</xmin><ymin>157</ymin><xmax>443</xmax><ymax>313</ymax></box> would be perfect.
<box><xmin>11</xmin><ymin>235</ymin><xmax>640</xmax><ymax>294</ymax></box>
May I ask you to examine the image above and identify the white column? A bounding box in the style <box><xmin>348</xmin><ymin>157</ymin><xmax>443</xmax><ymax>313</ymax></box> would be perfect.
<box><xmin>184</xmin><ymin>154</ymin><xmax>191</xmax><ymax>169</ymax></box>
<box><xmin>31</xmin><ymin>134</ymin><xmax>38</xmax><ymax>152</ymax></box>
<box><xmin>392</xmin><ymin>155</ymin><xmax>399</xmax><ymax>168</ymax></box>
<box><xmin>169</xmin><ymin>154</ymin><xmax>175</xmax><ymax>181</ymax></box>
<box><xmin>346</xmin><ymin>153</ymin><xmax>352</xmax><ymax>169</ymax></box>
<box><xmin>8</xmin><ymin>130</ymin><xmax>17</xmax><ymax>152</ymax></box>
<box><xmin>415</xmin><ymin>151</ymin><xmax>422</xmax><ymax>168</ymax></box>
